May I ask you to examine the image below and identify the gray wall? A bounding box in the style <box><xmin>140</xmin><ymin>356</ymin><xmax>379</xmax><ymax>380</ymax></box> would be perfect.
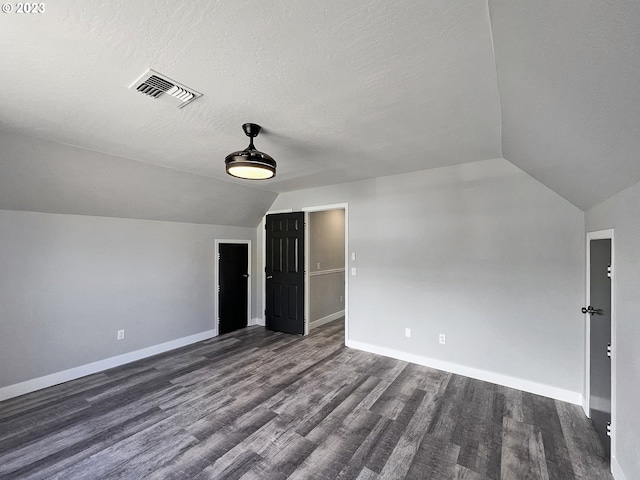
<box><xmin>309</xmin><ymin>210</ymin><xmax>345</xmax><ymax>272</ymax></box>
<box><xmin>309</xmin><ymin>210</ymin><xmax>345</xmax><ymax>323</ymax></box>
<box><xmin>262</xmin><ymin>158</ymin><xmax>585</xmax><ymax>392</ymax></box>
<box><xmin>0</xmin><ymin>209</ymin><xmax>256</xmax><ymax>388</ymax></box>
<box><xmin>586</xmin><ymin>180</ymin><xmax>640</xmax><ymax>477</ymax></box>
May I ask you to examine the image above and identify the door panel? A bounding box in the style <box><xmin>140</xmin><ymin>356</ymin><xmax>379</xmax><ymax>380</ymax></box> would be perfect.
<box><xmin>287</xmin><ymin>237</ymin><xmax>300</xmax><ymax>273</ymax></box>
<box><xmin>266</xmin><ymin>212</ymin><xmax>304</xmax><ymax>335</ymax></box>
<box><xmin>589</xmin><ymin>238</ymin><xmax>612</xmax><ymax>457</ymax></box>
<box><xmin>218</xmin><ymin>243</ymin><xmax>248</xmax><ymax>335</ymax></box>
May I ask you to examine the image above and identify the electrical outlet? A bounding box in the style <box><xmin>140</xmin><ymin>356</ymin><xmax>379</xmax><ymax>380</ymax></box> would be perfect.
<box><xmin>439</xmin><ymin>334</ymin><xmax>446</xmax><ymax>344</ymax></box>
<box><xmin>117</xmin><ymin>329</ymin><xmax>125</xmax><ymax>340</ymax></box>
<box><xmin>339</xmin><ymin>295</ymin><xmax>343</xmax><ymax>302</ymax></box>
<box><xmin>405</xmin><ymin>328</ymin><xmax>411</xmax><ymax>338</ymax></box>
<box><xmin>317</xmin><ymin>262</ymin><xmax>321</xmax><ymax>269</ymax></box>
<box><xmin>351</xmin><ymin>267</ymin><xmax>356</xmax><ymax>276</ymax></box>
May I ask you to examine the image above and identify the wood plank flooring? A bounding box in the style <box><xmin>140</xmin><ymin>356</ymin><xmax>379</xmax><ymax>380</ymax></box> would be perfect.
<box><xmin>0</xmin><ymin>320</ymin><xmax>612</xmax><ymax>479</ymax></box>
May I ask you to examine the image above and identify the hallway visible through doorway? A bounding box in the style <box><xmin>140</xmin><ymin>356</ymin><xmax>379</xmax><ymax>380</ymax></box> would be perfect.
<box><xmin>307</xmin><ymin>208</ymin><xmax>345</xmax><ymax>332</ymax></box>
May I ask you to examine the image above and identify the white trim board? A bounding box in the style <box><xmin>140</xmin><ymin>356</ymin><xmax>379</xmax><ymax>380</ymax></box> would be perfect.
<box><xmin>310</xmin><ymin>310</ymin><xmax>345</xmax><ymax>329</ymax></box>
<box><xmin>346</xmin><ymin>339</ymin><xmax>583</xmax><ymax>406</ymax></box>
<box><xmin>302</xmin><ymin>203</ymin><xmax>347</xmax><ymax>213</ymax></box>
<box><xmin>309</xmin><ymin>268</ymin><xmax>345</xmax><ymax>277</ymax></box>
<box><xmin>611</xmin><ymin>457</ymin><xmax>627</xmax><ymax>480</ymax></box>
<box><xmin>0</xmin><ymin>329</ymin><xmax>216</xmax><ymax>402</ymax></box>
<box><xmin>301</xmin><ymin>203</ymin><xmax>349</xmax><ymax>344</ymax></box>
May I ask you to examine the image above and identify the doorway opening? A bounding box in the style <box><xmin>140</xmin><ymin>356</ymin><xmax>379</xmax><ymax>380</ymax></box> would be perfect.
<box><xmin>584</xmin><ymin>229</ymin><xmax>615</xmax><ymax>462</ymax></box>
<box><xmin>304</xmin><ymin>207</ymin><xmax>346</xmax><ymax>336</ymax></box>
<box><xmin>216</xmin><ymin>240</ymin><xmax>251</xmax><ymax>336</ymax></box>
<box><xmin>261</xmin><ymin>203</ymin><xmax>349</xmax><ymax>342</ymax></box>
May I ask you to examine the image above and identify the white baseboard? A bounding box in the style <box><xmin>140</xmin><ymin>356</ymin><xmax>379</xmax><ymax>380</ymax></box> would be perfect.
<box><xmin>612</xmin><ymin>457</ymin><xmax>627</xmax><ymax>480</ymax></box>
<box><xmin>310</xmin><ymin>310</ymin><xmax>345</xmax><ymax>329</ymax></box>
<box><xmin>345</xmin><ymin>339</ymin><xmax>582</xmax><ymax>406</ymax></box>
<box><xmin>582</xmin><ymin>396</ymin><xmax>589</xmax><ymax>417</ymax></box>
<box><xmin>251</xmin><ymin>317</ymin><xmax>265</xmax><ymax>327</ymax></box>
<box><xmin>0</xmin><ymin>329</ymin><xmax>217</xmax><ymax>402</ymax></box>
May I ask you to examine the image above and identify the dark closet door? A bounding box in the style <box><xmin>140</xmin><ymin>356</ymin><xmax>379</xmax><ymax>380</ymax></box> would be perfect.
<box><xmin>265</xmin><ymin>212</ymin><xmax>305</xmax><ymax>335</ymax></box>
<box><xmin>219</xmin><ymin>243</ymin><xmax>248</xmax><ymax>335</ymax></box>
<box><xmin>589</xmin><ymin>239</ymin><xmax>612</xmax><ymax>457</ymax></box>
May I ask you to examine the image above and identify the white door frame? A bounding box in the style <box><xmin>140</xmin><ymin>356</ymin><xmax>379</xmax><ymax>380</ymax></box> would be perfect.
<box><xmin>215</xmin><ymin>239</ymin><xmax>252</xmax><ymax>337</ymax></box>
<box><xmin>302</xmin><ymin>203</ymin><xmax>349</xmax><ymax>341</ymax></box>
<box><xmin>584</xmin><ymin>229</ymin><xmax>615</xmax><ymax>461</ymax></box>
<box><xmin>260</xmin><ymin>204</ymin><xmax>349</xmax><ymax>341</ymax></box>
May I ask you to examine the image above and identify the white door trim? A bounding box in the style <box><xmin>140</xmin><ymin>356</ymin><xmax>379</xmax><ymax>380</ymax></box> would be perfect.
<box><xmin>215</xmin><ymin>239</ymin><xmax>252</xmax><ymax>337</ymax></box>
<box><xmin>584</xmin><ymin>228</ymin><xmax>615</xmax><ymax>463</ymax></box>
<box><xmin>302</xmin><ymin>203</ymin><xmax>349</xmax><ymax>343</ymax></box>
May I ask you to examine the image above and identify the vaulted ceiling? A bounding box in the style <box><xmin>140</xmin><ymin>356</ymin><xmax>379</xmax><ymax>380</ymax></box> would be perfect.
<box><xmin>0</xmin><ymin>0</ymin><xmax>638</xmax><ymax>225</ymax></box>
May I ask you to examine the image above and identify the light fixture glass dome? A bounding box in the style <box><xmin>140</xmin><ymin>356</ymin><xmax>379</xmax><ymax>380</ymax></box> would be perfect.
<box><xmin>225</xmin><ymin>124</ymin><xmax>276</xmax><ymax>180</ymax></box>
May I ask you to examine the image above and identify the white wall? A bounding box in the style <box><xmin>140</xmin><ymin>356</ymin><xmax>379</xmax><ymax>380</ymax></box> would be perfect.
<box><xmin>586</xmin><ymin>180</ymin><xmax>640</xmax><ymax>478</ymax></box>
<box><xmin>0</xmin><ymin>209</ymin><xmax>256</xmax><ymax>389</ymax></box>
<box><xmin>261</xmin><ymin>159</ymin><xmax>585</xmax><ymax>396</ymax></box>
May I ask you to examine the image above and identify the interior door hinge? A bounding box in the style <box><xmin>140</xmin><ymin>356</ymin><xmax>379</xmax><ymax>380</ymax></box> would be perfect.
<box><xmin>607</xmin><ymin>264</ymin><xmax>612</xmax><ymax>278</ymax></box>
<box><xmin>607</xmin><ymin>422</ymin><xmax>612</xmax><ymax>437</ymax></box>
<box><xmin>607</xmin><ymin>343</ymin><xmax>612</xmax><ymax>358</ymax></box>
<box><xmin>217</xmin><ymin>285</ymin><xmax>221</xmax><ymax>293</ymax></box>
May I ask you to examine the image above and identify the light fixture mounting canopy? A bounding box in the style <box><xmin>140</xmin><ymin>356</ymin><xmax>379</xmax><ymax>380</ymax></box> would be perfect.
<box><xmin>242</xmin><ymin>123</ymin><xmax>261</xmax><ymax>137</ymax></box>
<box><xmin>225</xmin><ymin>123</ymin><xmax>276</xmax><ymax>180</ymax></box>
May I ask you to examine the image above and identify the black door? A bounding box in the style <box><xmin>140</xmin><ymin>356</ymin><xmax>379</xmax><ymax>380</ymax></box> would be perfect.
<box><xmin>588</xmin><ymin>238</ymin><xmax>612</xmax><ymax>456</ymax></box>
<box><xmin>266</xmin><ymin>212</ymin><xmax>305</xmax><ymax>335</ymax></box>
<box><xmin>219</xmin><ymin>243</ymin><xmax>248</xmax><ymax>335</ymax></box>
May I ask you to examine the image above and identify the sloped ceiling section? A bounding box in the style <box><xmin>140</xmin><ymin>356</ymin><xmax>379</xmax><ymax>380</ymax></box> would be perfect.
<box><xmin>0</xmin><ymin>0</ymin><xmax>502</xmax><ymax>197</ymax></box>
<box><xmin>0</xmin><ymin>131</ymin><xmax>277</xmax><ymax>227</ymax></box>
<box><xmin>489</xmin><ymin>0</ymin><xmax>640</xmax><ymax>211</ymax></box>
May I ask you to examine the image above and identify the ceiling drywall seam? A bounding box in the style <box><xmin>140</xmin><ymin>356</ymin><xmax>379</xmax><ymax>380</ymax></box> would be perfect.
<box><xmin>484</xmin><ymin>0</ymin><xmax>504</xmax><ymax>160</ymax></box>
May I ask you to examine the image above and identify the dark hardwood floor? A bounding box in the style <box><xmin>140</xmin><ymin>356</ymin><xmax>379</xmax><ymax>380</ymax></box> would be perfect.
<box><xmin>0</xmin><ymin>319</ymin><xmax>611</xmax><ymax>479</ymax></box>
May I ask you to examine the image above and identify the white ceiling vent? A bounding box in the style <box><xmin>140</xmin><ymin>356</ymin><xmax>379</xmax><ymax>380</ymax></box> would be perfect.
<box><xmin>129</xmin><ymin>69</ymin><xmax>202</xmax><ymax>109</ymax></box>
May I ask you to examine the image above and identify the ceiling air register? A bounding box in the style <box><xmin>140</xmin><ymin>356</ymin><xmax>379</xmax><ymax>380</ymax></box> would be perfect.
<box><xmin>129</xmin><ymin>69</ymin><xmax>202</xmax><ymax>108</ymax></box>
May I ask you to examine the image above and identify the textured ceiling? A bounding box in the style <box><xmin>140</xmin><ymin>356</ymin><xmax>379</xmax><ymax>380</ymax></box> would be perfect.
<box><xmin>0</xmin><ymin>0</ymin><xmax>637</xmax><ymax>223</ymax></box>
<box><xmin>0</xmin><ymin>0</ymin><xmax>501</xmax><ymax>196</ymax></box>
<box><xmin>489</xmin><ymin>0</ymin><xmax>640</xmax><ymax>210</ymax></box>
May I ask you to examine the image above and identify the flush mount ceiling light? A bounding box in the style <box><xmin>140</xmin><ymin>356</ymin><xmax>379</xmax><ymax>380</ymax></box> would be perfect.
<box><xmin>225</xmin><ymin>123</ymin><xmax>276</xmax><ymax>180</ymax></box>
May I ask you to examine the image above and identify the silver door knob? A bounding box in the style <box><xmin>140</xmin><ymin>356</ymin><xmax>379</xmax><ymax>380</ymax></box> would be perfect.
<box><xmin>266</xmin><ymin>275</ymin><xmax>273</xmax><ymax>279</ymax></box>
<box><xmin>581</xmin><ymin>306</ymin><xmax>596</xmax><ymax>315</ymax></box>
